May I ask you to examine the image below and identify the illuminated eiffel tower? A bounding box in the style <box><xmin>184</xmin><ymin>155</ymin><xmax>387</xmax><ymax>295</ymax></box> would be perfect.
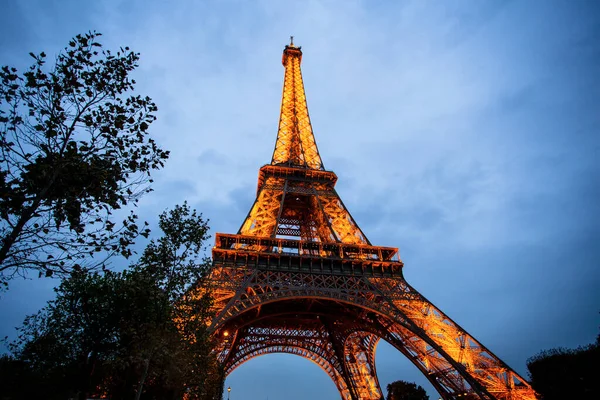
<box><xmin>204</xmin><ymin>39</ymin><xmax>536</xmax><ymax>400</ymax></box>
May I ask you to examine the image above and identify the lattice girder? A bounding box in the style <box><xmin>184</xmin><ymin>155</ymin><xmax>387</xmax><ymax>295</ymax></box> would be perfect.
<box><xmin>238</xmin><ymin>177</ymin><xmax>284</xmax><ymax>238</ymax></box>
<box><xmin>201</xmin><ymin>257</ymin><xmax>536</xmax><ymax>400</ymax></box>
<box><xmin>271</xmin><ymin>44</ymin><xmax>323</xmax><ymax>170</ymax></box>
<box><xmin>239</xmin><ymin>165</ymin><xmax>371</xmax><ymax>247</ymax></box>
<box><xmin>222</xmin><ymin>321</ymin><xmax>353</xmax><ymax>400</ymax></box>
<box><xmin>215</xmin><ymin>306</ymin><xmax>385</xmax><ymax>400</ymax></box>
<box><xmin>212</xmin><ymin>300</ymin><xmax>458</xmax><ymax>398</ymax></box>
<box><xmin>344</xmin><ymin>331</ymin><xmax>383</xmax><ymax>399</ymax></box>
<box><xmin>231</xmin><ymin>344</ymin><xmax>353</xmax><ymax>400</ymax></box>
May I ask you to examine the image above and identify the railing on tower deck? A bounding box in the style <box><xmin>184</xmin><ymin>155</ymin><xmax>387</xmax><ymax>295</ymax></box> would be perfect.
<box><xmin>213</xmin><ymin>233</ymin><xmax>401</xmax><ymax>262</ymax></box>
<box><xmin>257</xmin><ymin>164</ymin><xmax>338</xmax><ymax>193</ymax></box>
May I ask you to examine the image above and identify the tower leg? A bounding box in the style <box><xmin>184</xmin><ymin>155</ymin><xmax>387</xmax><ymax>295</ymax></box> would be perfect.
<box><xmin>343</xmin><ymin>332</ymin><xmax>384</xmax><ymax>400</ymax></box>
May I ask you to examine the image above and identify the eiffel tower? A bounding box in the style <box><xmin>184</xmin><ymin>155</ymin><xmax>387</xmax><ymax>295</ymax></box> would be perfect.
<box><xmin>204</xmin><ymin>39</ymin><xmax>536</xmax><ymax>400</ymax></box>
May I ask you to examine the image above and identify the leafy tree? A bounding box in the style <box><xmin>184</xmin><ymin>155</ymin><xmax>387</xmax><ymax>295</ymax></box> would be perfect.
<box><xmin>386</xmin><ymin>380</ymin><xmax>429</xmax><ymax>400</ymax></box>
<box><xmin>0</xmin><ymin>354</ymin><xmax>54</xmax><ymax>399</ymax></box>
<box><xmin>116</xmin><ymin>202</ymin><xmax>220</xmax><ymax>400</ymax></box>
<box><xmin>5</xmin><ymin>203</ymin><xmax>222</xmax><ymax>400</ymax></box>
<box><xmin>7</xmin><ymin>270</ymin><xmax>125</xmax><ymax>399</ymax></box>
<box><xmin>131</xmin><ymin>202</ymin><xmax>222</xmax><ymax>399</ymax></box>
<box><xmin>0</xmin><ymin>31</ymin><xmax>169</xmax><ymax>287</ymax></box>
<box><xmin>527</xmin><ymin>343</ymin><xmax>600</xmax><ymax>399</ymax></box>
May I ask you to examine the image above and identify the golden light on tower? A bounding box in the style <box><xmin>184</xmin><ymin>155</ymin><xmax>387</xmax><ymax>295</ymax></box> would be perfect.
<box><xmin>196</xmin><ymin>40</ymin><xmax>537</xmax><ymax>400</ymax></box>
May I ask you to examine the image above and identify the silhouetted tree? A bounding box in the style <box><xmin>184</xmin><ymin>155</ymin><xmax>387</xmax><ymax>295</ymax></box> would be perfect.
<box><xmin>386</xmin><ymin>380</ymin><xmax>429</xmax><ymax>400</ymax></box>
<box><xmin>527</xmin><ymin>343</ymin><xmax>600</xmax><ymax>400</ymax></box>
<box><xmin>0</xmin><ymin>31</ymin><xmax>169</xmax><ymax>288</ymax></box>
<box><xmin>123</xmin><ymin>202</ymin><xmax>221</xmax><ymax>400</ymax></box>
<box><xmin>0</xmin><ymin>354</ymin><xmax>60</xmax><ymax>400</ymax></box>
<box><xmin>5</xmin><ymin>203</ymin><xmax>221</xmax><ymax>400</ymax></box>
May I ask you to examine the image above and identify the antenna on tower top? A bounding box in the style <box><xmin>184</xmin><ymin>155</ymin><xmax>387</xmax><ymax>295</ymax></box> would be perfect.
<box><xmin>290</xmin><ymin>35</ymin><xmax>294</xmax><ymax>46</ymax></box>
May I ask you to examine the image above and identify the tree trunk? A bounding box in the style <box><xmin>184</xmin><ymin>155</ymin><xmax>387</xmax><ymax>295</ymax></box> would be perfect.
<box><xmin>135</xmin><ymin>358</ymin><xmax>150</xmax><ymax>400</ymax></box>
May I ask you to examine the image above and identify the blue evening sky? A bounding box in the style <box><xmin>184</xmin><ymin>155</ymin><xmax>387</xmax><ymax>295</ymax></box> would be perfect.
<box><xmin>1</xmin><ymin>1</ymin><xmax>599</xmax><ymax>399</ymax></box>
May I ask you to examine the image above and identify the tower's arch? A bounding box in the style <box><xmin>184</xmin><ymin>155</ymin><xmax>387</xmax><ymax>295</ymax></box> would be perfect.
<box><xmin>225</xmin><ymin>339</ymin><xmax>351</xmax><ymax>398</ymax></box>
<box><xmin>204</xmin><ymin>286</ymin><xmax>533</xmax><ymax>400</ymax></box>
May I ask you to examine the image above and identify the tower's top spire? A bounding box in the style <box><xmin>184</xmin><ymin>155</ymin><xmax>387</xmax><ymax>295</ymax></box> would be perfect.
<box><xmin>271</xmin><ymin>40</ymin><xmax>324</xmax><ymax>170</ymax></box>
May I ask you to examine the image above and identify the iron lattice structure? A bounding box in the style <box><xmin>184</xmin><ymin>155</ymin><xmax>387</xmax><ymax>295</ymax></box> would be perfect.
<box><xmin>202</xmin><ymin>41</ymin><xmax>536</xmax><ymax>400</ymax></box>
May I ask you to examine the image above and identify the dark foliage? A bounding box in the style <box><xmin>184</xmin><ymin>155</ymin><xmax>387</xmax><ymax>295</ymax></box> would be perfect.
<box><xmin>3</xmin><ymin>203</ymin><xmax>222</xmax><ymax>400</ymax></box>
<box><xmin>527</xmin><ymin>343</ymin><xmax>600</xmax><ymax>400</ymax></box>
<box><xmin>386</xmin><ymin>380</ymin><xmax>429</xmax><ymax>400</ymax></box>
<box><xmin>0</xmin><ymin>31</ymin><xmax>169</xmax><ymax>287</ymax></box>
<box><xmin>0</xmin><ymin>354</ymin><xmax>71</xmax><ymax>400</ymax></box>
